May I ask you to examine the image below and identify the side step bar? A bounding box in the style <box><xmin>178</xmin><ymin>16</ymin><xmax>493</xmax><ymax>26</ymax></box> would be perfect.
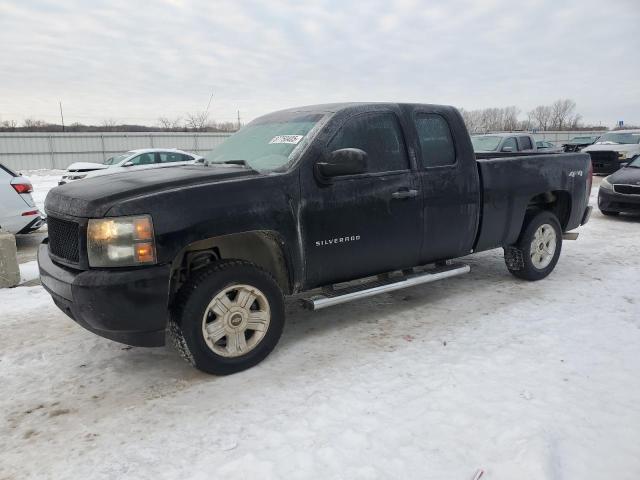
<box><xmin>303</xmin><ymin>263</ymin><xmax>470</xmax><ymax>311</ymax></box>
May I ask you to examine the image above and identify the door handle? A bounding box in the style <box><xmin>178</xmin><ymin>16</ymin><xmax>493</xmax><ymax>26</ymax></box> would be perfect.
<box><xmin>391</xmin><ymin>189</ymin><xmax>419</xmax><ymax>199</ymax></box>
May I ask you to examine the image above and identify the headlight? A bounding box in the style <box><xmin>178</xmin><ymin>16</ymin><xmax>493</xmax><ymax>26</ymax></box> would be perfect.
<box><xmin>87</xmin><ymin>215</ymin><xmax>156</xmax><ymax>267</ymax></box>
<box><xmin>600</xmin><ymin>178</ymin><xmax>614</xmax><ymax>191</ymax></box>
<box><xmin>618</xmin><ymin>152</ymin><xmax>628</xmax><ymax>160</ymax></box>
<box><xmin>70</xmin><ymin>174</ymin><xmax>87</xmax><ymax>180</ymax></box>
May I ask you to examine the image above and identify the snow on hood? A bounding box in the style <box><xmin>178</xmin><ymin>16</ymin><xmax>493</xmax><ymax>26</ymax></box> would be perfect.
<box><xmin>66</xmin><ymin>162</ymin><xmax>110</xmax><ymax>172</ymax></box>
<box><xmin>582</xmin><ymin>143</ymin><xmax>640</xmax><ymax>153</ymax></box>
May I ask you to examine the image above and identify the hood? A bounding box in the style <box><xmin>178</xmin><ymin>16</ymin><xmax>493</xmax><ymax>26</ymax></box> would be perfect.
<box><xmin>583</xmin><ymin>143</ymin><xmax>640</xmax><ymax>153</ymax></box>
<box><xmin>607</xmin><ymin>166</ymin><xmax>640</xmax><ymax>185</ymax></box>
<box><xmin>45</xmin><ymin>164</ymin><xmax>258</xmax><ymax>218</ymax></box>
<box><xmin>66</xmin><ymin>162</ymin><xmax>110</xmax><ymax>172</ymax></box>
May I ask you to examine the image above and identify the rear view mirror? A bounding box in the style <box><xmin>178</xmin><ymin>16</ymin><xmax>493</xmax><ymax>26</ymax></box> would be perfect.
<box><xmin>316</xmin><ymin>148</ymin><xmax>368</xmax><ymax>180</ymax></box>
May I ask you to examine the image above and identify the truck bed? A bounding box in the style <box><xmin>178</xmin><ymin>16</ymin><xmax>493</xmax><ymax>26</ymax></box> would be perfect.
<box><xmin>474</xmin><ymin>152</ymin><xmax>591</xmax><ymax>252</ymax></box>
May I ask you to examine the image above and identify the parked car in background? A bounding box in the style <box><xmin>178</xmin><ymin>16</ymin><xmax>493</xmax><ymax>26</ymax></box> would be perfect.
<box><xmin>582</xmin><ymin>130</ymin><xmax>640</xmax><ymax>174</ymax></box>
<box><xmin>598</xmin><ymin>155</ymin><xmax>640</xmax><ymax>216</ymax></box>
<box><xmin>471</xmin><ymin>133</ymin><xmax>537</xmax><ymax>153</ymax></box>
<box><xmin>562</xmin><ymin>135</ymin><xmax>599</xmax><ymax>152</ymax></box>
<box><xmin>59</xmin><ymin>149</ymin><xmax>203</xmax><ymax>185</ymax></box>
<box><xmin>536</xmin><ymin>140</ymin><xmax>563</xmax><ymax>153</ymax></box>
<box><xmin>0</xmin><ymin>164</ymin><xmax>45</xmax><ymax>234</ymax></box>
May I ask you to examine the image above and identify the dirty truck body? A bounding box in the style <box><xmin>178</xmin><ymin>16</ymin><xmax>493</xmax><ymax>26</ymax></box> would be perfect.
<box><xmin>39</xmin><ymin>103</ymin><xmax>592</xmax><ymax>374</ymax></box>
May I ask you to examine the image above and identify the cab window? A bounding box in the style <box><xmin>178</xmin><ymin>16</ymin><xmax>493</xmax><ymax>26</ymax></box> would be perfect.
<box><xmin>502</xmin><ymin>137</ymin><xmax>518</xmax><ymax>152</ymax></box>
<box><xmin>328</xmin><ymin>113</ymin><xmax>409</xmax><ymax>173</ymax></box>
<box><xmin>415</xmin><ymin>114</ymin><xmax>456</xmax><ymax>167</ymax></box>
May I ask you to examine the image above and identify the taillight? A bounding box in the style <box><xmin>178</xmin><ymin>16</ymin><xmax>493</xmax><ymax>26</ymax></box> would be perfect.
<box><xmin>21</xmin><ymin>210</ymin><xmax>39</xmax><ymax>216</ymax></box>
<box><xmin>12</xmin><ymin>183</ymin><xmax>33</xmax><ymax>194</ymax></box>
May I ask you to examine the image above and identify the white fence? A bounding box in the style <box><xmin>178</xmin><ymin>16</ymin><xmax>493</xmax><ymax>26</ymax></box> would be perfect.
<box><xmin>0</xmin><ymin>132</ymin><xmax>233</xmax><ymax>171</ymax></box>
<box><xmin>529</xmin><ymin>130</ymin><xmax>606</xmax><ymax>145</ymax></box>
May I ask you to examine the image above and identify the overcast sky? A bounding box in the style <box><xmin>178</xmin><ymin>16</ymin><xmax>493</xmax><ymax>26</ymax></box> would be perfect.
<box><xmin>1</xmin><ymin>0</ymin><xmax>639</xmax><ymax>128</ymax></box>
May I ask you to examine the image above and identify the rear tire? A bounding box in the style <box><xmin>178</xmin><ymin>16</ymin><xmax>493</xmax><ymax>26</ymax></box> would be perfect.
<box><xmin>169</xmin><ymin>260</ymin><xmax>285</xmax><ymax>375</ymax></box>
<box><xmin>504</xmin><ymin>211</ymin><xmax>562</xmax><ymax>281</ymax></box>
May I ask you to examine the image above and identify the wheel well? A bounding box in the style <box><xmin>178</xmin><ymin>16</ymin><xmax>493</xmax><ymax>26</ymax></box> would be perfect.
<box><xmin>169</xmin><ymin>231</ymin><xmax>291</xmax><ymax>300</ymax></box>
<box><xmin>526</xmin><ymin>190</ymin><xmax>572</xmax><ymax>230</ymax></box>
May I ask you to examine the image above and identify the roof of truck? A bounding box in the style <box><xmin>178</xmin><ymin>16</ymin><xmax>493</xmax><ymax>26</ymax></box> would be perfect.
<box><xmin>263</xmin><ymin>102</ymin><xmax>459</xmax><ymax>115</ymax></box>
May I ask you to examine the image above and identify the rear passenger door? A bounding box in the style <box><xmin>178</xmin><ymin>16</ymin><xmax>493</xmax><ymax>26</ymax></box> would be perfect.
<box><xmin>411</xmin><ymin>110</ymin><xmax>480</xmax><ymax>263</ymax></box>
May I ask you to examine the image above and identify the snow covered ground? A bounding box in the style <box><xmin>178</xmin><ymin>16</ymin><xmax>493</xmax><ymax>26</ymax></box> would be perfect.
<box><xmin>1</xmin><ymin>175</ymin><xmax>639</xmax><ymax>480</ymax></box>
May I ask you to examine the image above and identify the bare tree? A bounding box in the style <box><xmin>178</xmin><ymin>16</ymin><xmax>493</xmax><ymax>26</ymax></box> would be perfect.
<box><xmin>185</xmin><ymin>111</ymin><xmax>209</xmax><ymax>131</ymax></box>
<box><xmin>529</xmin><ymin>105</ymin><xmax>553</xmax><ymax>131</ymax></box>
<box><xmin>23</xmin><ymin>118</ymin><xmax>48</xmax><ymax>129</ymax></box>
<box><xmin>550</xmin><ymin>99</ymin><xmax>577</xmax><ymax>130</ymax></box>
<box><xmin>0</xmin><ymin>119</ymin><xmax>17</xmax><ymax>130</ymax></box>
<box><xmin>101</xmin><ymin>118</ymin><xmax>117</xmax><ymax>131</ymax></box>
<box><xmin>157</xmin><ymin>116</ymin><xmax>183</xmax><ymax>130</ymax></box>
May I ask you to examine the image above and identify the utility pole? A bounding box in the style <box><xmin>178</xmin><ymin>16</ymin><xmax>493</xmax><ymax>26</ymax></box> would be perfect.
<box><xmin>237</xmin><ymin>110</ymin><xmax>241</xmax><ymax>130</ymax></box>
<box><xmin>59</xmin><ymin>101</ymin><xmax>65</xmax><ymax>132</ymax></box>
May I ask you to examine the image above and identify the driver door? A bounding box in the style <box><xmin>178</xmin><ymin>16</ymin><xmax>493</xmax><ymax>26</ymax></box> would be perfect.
<box><xmin>300</xmin><ymin>111</ymin><xmax>422</xmax><ymax>288</ymax></box>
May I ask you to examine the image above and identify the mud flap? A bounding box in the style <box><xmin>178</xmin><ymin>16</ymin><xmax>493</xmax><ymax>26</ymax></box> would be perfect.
<box><xmin>504</xmin><ymin>246</ymin><xmax>524</xmax><ymax>271</ymax></box>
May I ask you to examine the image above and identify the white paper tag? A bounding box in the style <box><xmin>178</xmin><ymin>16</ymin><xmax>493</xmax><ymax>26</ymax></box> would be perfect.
<box><xmin>269</xmin><ymin>135</ymin><xmax>304</xmax><ymax>145</ymax></box>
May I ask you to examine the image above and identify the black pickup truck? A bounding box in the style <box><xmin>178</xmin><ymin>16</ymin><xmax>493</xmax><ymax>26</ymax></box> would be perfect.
<box><xmin>39</xmin><ymin>103</ymin><xmax>593</xmax><ymax>375</ymax></box>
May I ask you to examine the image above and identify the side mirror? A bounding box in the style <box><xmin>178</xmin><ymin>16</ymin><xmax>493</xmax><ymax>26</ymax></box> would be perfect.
<box><xmin>620</xmin><ymin>162</ymin><xmax>629</xmax><ymax>168</ymax></box>
<box><xmin>315</xmin><ymin>148</ymin><xmax>368</xmax><ymax>180</ymax></box>
<box><xmin>122</xmin><ymin>161</ymin><xmax>134</xmax><ymax>167</ymax></box>
<box><xmin>501</xmin><ymin>146</ymin><xmax>514</xmax><ymax>153</ymax></box>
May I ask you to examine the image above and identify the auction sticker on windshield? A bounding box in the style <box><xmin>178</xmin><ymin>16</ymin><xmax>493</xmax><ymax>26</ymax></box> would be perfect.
<box><xmin>269</xmin><ymin>135</ymin><xmax>304</xmax><ymax>144</ymax></box>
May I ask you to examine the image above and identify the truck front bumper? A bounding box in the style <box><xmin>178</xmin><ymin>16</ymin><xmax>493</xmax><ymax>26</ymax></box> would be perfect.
<box><xmin>598</xmin><ymin>188</ymin><xmax>640</xmax><ymax>213</ymax></box>
<box><xmin>38</xmin><ymin>243</ymin><xmax>171</xmax><ymax>347</ymax></box>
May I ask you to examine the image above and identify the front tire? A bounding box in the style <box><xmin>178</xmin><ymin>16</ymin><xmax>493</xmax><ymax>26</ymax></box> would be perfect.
<box><xmin>504</xmin><ymin>211</ymin><xmax>562</xmax><ymax>281</ymax></box>
<box><xmin>169</xmin><ymin>260</ymin><xmax>285</xmax><ymax>375</ymax></box>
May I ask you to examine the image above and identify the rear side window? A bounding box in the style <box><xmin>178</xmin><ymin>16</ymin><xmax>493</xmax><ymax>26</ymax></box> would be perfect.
<box><xmin>158</xmin><ymin>152</ymin><xmax>189</xmax><ymax>163</ymax></box>
<box><xmin>415</xmin><ymin>114</ymin><xmax>456</xmax><ymax>167</ymax></box>
<box><xmin>519</xmin><ymin>136</ymin><xmax>533</xmax><ymax>150</ymax></box>
<box><xmin>502</xmin><ymin>137</ymin><xmax>517</xmax><ymax>151</ymax></box>
<box><xmin>329</xmin><ymin>113</ymin><xmax>408</xmax><ymax>173</ymax></box>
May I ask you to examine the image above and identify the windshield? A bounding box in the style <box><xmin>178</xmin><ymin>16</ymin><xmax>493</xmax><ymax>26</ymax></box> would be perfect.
<box><xmin>204</xmin><ymin>113</ymin><xmax>324</xmax><ymax>171</ymax></box>
<box><xmin>471</xmin><ymin>135</ymin><xmax>502</xmax><ymax>151</ymax></box>
<box><xmin>596</xmin><ymin>132</ymin><xmax>640</xmax><ymax>145</ymax></box>
<box><xmin>628</xmin><ymin>156</ymin><xmax>640</xmax><ymax>168</ymax></box>
<box><xmin>103</xmin><ymin>152</ymin><xmax>132</xmax><ymax>165</ymax></box>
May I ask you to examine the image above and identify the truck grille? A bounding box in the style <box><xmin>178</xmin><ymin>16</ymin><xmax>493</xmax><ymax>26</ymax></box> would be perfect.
<box><xmin>614</xmin><ymin>184</ymin><xmax>640</xmax><ymax>195</ymax></box>
<box><xmin>48</xmin><ymin>216</ymin><xmax>80</xmax><ymax>263</ymax></box>
<box><xmin>588</xmin><ymin>151</ymin><xmax>621</xmax><ymax>174</ymax></box>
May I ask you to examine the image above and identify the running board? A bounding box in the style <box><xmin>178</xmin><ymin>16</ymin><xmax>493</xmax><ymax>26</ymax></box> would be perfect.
<box><xmin>303</xmin><ymin>263</ymin><xmax>470</xmax><ymax>311</ymax></box>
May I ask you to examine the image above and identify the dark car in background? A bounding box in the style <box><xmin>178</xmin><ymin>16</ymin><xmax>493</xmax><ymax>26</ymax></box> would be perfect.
<box><xmin>598</xmin><ymin>155</ymin><xmax>640</xmax><ymax>216</ymax></box>
<box><xmin>583</xmin><ymin>130</ymin><xmax>640</xmax><ymax>174</ymax></box>
<box><xmin>563</xmin><ymin>135</ymin><xmax>599</xmax><ymax>152</ymax></box>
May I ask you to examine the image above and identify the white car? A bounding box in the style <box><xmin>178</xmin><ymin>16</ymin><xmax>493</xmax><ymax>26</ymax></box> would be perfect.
<box><xmin>59</xmin><ymin>149</ymin><xmax>203</xmax><ymax>185</ymax></box>
<box><xmin>0</xmin><ymin>164</ymin><xmax>45</xmax><ymax>234</ymax></box>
